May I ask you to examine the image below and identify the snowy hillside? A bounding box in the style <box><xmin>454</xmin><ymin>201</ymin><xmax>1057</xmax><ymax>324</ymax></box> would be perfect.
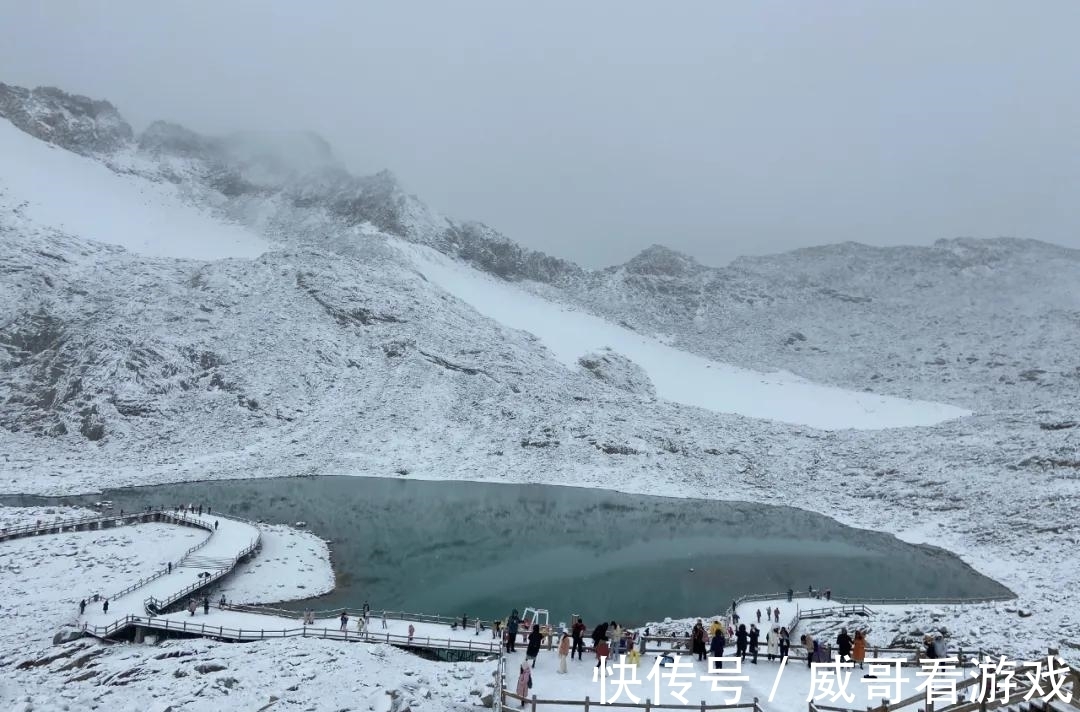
<box><xmin>0</xmin><ymin>120</ymin><xmax>268</xmax><ymax>260</ymax></box>
<box><xmin>394</xmin><ymin>240</ymin><xmax>970</xmax><ymax>429</ymax></box>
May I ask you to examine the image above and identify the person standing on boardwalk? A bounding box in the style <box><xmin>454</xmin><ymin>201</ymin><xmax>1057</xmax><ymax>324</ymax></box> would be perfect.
<box><xmin>103</xmin><ymin>599</ymin><xmax>109</xmax><ymax>614</ymax></box>
<box><xmin>381</xmin><ymin>610</ymin><xmax>387</xmax><ymax>629</ymax></box>
<box><xmin>340</xmin><ymin>611</ymin><xmax>348</xmax><ymax>631</ymax></box>
<box><xmin>748</xmin><ymin>624</ymin><xmax>760</xmax><ymax>664</ymax></box>
<box><xmin>202</xmin><ymin>597</ymin><xmax>209</xmax><ymax>615</ymax></box>
<box><xmin>79</xmin><ymin>599</ymin><xmax>86</xmax><ymax>615</ymax></box>
<box><xmin>407</xmin><ymin>623</ymin><xmax>415</xmax><ymax>642</ymax></box>
<box><xmin>187</xmin><ymin>599</ymin><xmax>197</xmax><ymax>616</ymax></box>
<box><xmin>774</xmin><ymin>607</ymin><xmax>780</xmax><ymax>623</ymax></box>
<box><xmin>557</xmin><ymin>632</ymin><xmax>571</xmax><ymax>673</ymax></box>
<box><xmin>462</xmin><ymin>613</ymin><xmax>468</xmax><ymax>630</ymax></box>
<box><xmin>779</xmin><ymin>627</ymin><xmax>791</xmax><ymax>659</ymax></box>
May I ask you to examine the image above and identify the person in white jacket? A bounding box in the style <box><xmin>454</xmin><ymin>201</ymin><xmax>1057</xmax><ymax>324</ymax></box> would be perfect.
<box><xmin>766</xmin><ymin>627</ymin><xmax>780</xmax><ymax>661</ymax></box>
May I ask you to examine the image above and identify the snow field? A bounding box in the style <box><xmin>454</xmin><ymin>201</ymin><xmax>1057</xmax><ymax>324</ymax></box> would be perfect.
<box><xmin>393</xmin><ymin>240</ymin><xmax>971</xmax><ymax>431</ymax></box>
<box><xmin>0</xmin><ymin>119</ymin><xmax>269</xmax><ymax>260</ymax></box>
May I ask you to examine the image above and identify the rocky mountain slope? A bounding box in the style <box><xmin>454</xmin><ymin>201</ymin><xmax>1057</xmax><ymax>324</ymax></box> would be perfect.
<box><xmin>2</xmin><ymin>82</ymin><xmax>1080</xmax><ymax>656</ymax></box>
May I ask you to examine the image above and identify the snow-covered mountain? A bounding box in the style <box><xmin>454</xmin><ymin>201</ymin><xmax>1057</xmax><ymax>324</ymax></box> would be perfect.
<box><xmin>2</xmin><ymin>82</ymin><xmax>1080</xmax><ymax>658</ymax></box>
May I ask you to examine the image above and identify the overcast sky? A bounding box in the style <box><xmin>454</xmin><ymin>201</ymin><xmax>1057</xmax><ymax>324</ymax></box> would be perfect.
<box><xmin>2</xmin><ymin>1</ymin><xmax>1078</xmax><ymax>268</ymax></box>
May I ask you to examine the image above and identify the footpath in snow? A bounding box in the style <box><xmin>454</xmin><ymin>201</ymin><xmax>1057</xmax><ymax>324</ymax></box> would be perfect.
<box><xmin>393</xmin><ymin>240</ymin><xmax>971</xmax><ymax>431</ymax></box>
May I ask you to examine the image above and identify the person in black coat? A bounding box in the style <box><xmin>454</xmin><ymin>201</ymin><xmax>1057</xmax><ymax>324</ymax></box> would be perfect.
<box><xmin>709</xmin><ymin>630</ymin><xmax>725</xmax><ymax>669</ymax></box>
<box><xmin>591</xmin><ymin>622</ymin><xmax>609</xmax><ymax>648</ymax></box>
<box><xmin>748</xmin><ymin>624</ymin><xmax>760</xmax><ymax>664</ymax></box>
<box><xmin>691</xmin><ymin>620</ymin><xmax>706</xmax><ymax>661</ymax></box>
<box><xmin>526</xmin><ymin>626</ymin><xmax>543</xmax><ymax>664</ymax></box>
<box><xmin>735</xmin><ymin>623</ymin><xmax>748</xmax><ymax>660</ymax></box>
<box><xmin>836</xmin><ymin>628</ymin><xmax>853</xmax><ymax>663</ymax></box>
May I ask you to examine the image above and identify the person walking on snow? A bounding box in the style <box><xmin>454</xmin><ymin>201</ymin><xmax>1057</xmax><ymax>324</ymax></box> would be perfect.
<box><xmin>557</xmin><ymin>632</ymin><xmax>571</xmax><ymax>673</ymax></box>
<box><xmin>515</xmin><ymin>662</ymin><xmax>532</xmax><ymax>706</ymax></box>
<box><xmin>187</xmin><ymin>599</ymin><xmax>197</xmax><ymax>616</ymax></box>
<box><xmin>748</xmin><ymin>624</ymin><xmax>760</xmax><ymax>664</ymax></box>
<box><xmin>779</xmin><ymin>627</ymin><xmax>790</xmax><ymax>659</ymax></box>
<box><xmin>774</xmin><ymin>607</ymin><xmax>780</xmax><ymax>623</ymax></box>
<box><xmin>381</xmin><ymin>610</ymin><xmax>387</xmax><ymax>629</ymax></box>
<box><xmin>526</xmin><ymin>625</ymin><xmax>543</xmax><ymax>666</ymax></box>
<box><xmin>103</xmin><ymin>599</ymin><xmax>109</xmax><ymax>614</ymax></box>
<box><xmin>340</xmin><ymin>611</ymin><xmax>348</xmax><ymax>631</ymax></box>
<box><xmin>202</xmin><ymin>597</ymin><xmax>209</xmax><ymax>615</ymax></box>
<box><xmin>79</xmin><ymin>599</ymin><xmax>86</xmax><ymax>616</ymax></box>
<box><xmin>836</xmin><ymin>628</ymin><xmax>852</xmax><ymax>663</ymax></box>
<box><xmin>756</xmin><ymin>609</ymin><xmax>761</xmax><ymax>624</ymax></box>
<box><xmin>407</xmin><ymin>624</ymin><xmax>415</xmax><ymax>642</ymax></box>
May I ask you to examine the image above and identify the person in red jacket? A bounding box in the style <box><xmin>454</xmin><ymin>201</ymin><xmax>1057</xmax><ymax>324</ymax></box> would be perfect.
<box><xmin>595</xmin><ymin>637</ymin><xmax>610</xmax><ymax>668</ymax></box>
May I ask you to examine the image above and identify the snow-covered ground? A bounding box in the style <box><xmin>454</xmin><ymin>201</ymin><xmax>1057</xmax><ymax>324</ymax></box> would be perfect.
<box><xmin>0</xmin><ymin>120</ymin><xmax>269</xmax><ymax>260</ymax></box>
<box><xmin>0</xmin><ymin>510</ymin><xmax>203</xmax><ymax>665</ymax></box>
<box><xmin>394</xmin><ymin>240</ymin><xmax>971</xmax><ymax>431</ymax></box>
<box><xmin>214</xmin><ymin>523</ymin><xmax>334</xmax><ymax>605</ymax></box>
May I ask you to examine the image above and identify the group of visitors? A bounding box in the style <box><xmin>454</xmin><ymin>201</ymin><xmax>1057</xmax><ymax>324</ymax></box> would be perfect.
<box><xmin>186</xmin><ymin>596</ymin><xmax>210</xmax><ymax>616</ymax></box>
<box><xmin>78</xmin><ymin>598</ymin><xmax>108</xmax><ymax>615</ymax></box>
<box><xmin>799</xmin><ymin>628</ymin><xmax>868</xmax><ymax>668</ymax></box>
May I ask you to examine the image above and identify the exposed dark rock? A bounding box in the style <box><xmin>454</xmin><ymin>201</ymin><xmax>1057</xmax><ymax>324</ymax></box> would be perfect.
<box><xmin>0</xmin><ymin>83</ymin><xmax>133</xmax><ymax>154</ymax></box>
<box><xmin>195</xmin><ymin>663</ymin><xmax>228</xmax><ymax>674</ymax></box>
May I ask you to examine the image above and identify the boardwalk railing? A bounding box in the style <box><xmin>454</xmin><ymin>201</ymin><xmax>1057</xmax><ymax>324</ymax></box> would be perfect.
<box><xmin>143</xmin><ymin>535</ymin><xmax>260</xmax><ymax>614</ymax></box>
<box><xmin>105</xmin><ymin>512</ymin><xmax>222</xmax><ymax>602</ymax></box>
<box><xmin>80</xmin><ymin>614</ymin><xmax>505</xmax><ymax>653</ymax></box>
<box><xmin>225</xmin><ymin>603</ymin><xmax>501</xmax><ymax>630</ymax></box>
<box><xmin>797</xmin><ymin>605</ymin><xmax>875</xmax><ymax>620</ymax></box>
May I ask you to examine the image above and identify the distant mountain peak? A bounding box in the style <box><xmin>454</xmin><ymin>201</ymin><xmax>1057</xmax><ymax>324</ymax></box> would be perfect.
<box><xmin>0</xmin><ymin>82</ymin><xmax>133</xmax><ymax>155</ymax></box>
<box><xmin>622</xmin><ymin>244</ymin><xmax>704</xmax><ymax>276</ymax></box>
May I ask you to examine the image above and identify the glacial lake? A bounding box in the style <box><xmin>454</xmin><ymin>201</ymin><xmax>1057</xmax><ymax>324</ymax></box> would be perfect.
<box><xmin>1</xmin><ymin>476</ymin><xmax>1012</xmax><ymax>626</ymax></box>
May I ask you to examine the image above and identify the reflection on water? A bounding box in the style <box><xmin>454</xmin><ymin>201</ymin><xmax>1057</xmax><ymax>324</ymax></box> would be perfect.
<box><xmin>1</xmin><ymin>476</ymin><xmax>1011</xmax><ymax>626</ymax></box>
